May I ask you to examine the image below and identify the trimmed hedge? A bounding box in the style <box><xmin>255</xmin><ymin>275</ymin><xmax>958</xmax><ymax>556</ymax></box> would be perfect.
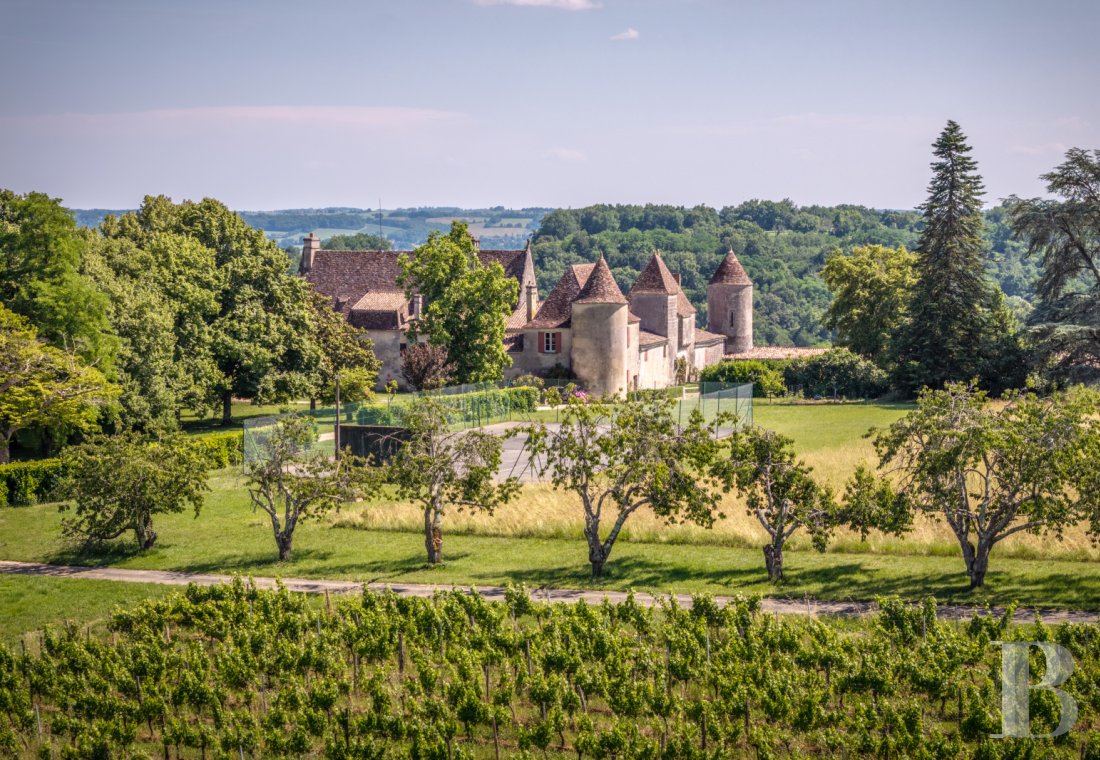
<box><xmin>357</xmin><ymin>386</ymin><xmax>541</xmax><ymax>426</ymax></box>
<box><xmin>699</xmin><ymin>359</ymin><xmax>788</xmax><ymax>398</ymax></box>
<box><xmin>0</xmin><ymin>431</ymin><xmax>243</xmax><ymax>507</ymax></box>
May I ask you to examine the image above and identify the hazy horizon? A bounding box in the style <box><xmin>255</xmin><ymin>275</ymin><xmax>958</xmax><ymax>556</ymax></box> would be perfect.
<box><xmin>3</xmin><ymin>0</ymin><xmax>1098</xmax><ymax>211</ymax></box>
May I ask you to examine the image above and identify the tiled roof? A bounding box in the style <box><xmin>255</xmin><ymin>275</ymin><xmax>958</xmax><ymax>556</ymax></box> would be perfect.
<box><xmin>710</xmin><ymin>249</ymin><xmax>752</xmax><ymax>286</ymax></box>
<box><xmin>628</xmin><ymin>252</ymin><xmax>696</xmax><ymax>317</ymax></box>
<box><xmin>639</xmin><ymin>330</ymin><xmax>668</xmax><ymax>348</ymax></box>
<box><xmin>693</xmin><ymin>328</ymin><xmax>727</xmax><ymax>346</ymax></box>
<box><xmin>525</xmin><ymin>263</ymin><xmax>594</xmax><ymax>329</ymax></box>
<box><xmin>574</xmin><ymin>257</ymin><xmax>628</xmax><ymax>304</ymax></box>
<box><xmin>628</xmin><ymin>312</ymin><xmax>641</xmax><ymax>324</ymax></box>
<box><xmin>346</xmin><ymin>292</ymin><xmax>411</xmax><ymax>331</ymax></box>
<box><xmin>306</xmin><ymin>247</ymin><xmax>531</xmax><ymax>331</ymax></box>
<box><xmin>629</xmin><ymin>253</ymin><xmax>680</xmax><ymax>295</ymax></box>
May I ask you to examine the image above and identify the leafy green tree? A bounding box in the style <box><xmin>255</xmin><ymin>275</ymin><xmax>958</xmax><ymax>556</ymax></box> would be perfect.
<box><xmin>321</xmin><ymin>232</ymin><xmax>393</xmax><ymax>250</ymax></box>
<box><xmin>783</xmin><ymin>348</ymin><xmax>888</xmax><ymax>399</ymax></box>
<box><xmin>890</xmin><ymin>122</ymin><xmax>1015</xmax><ymax>392</ymax></box>
<box><xmin>722</xmin><ymin>427</ymin><xmax>906</xmax><ymax>581</ymax></box>
<box><xmin>58</xmin><ymin>433</ymin><xmax>210</xmax><ymax>550</ymax></box>
<box><xmin>308</xmin><ymin>290</ymin><xmax>381</xmax><ymax>407</ymax></box>
<box><xmin>0</xmin><ymin>190</ymin><xmax>115</xmax><ymax>366</ymax></box>
<box><xmin>0</xmin><ymin>305</ymin><xmax>116</xmax><ymax>463</ymax></box>
<box><xmin>873</xmin><ymin>382</ymin><xmax>1100</xmax><ymax>588</ymax></box>
<box><xmin>386</xmin><ymin>396</ymin><xmax>518</xmax><ymax>564</ymax></box>
<box><xmin>102</xmin><ymin>196</ymin><xmax>321</xmax><ymax>423</ymax></box>
<box><xmin>1008</xmin><ymin>148</ymin><xmax>1100</xmax><ymax>382</ymax></box>
<box><xmin>821</xmin><ymin>244</ymin><xmax>916</xmax><ymax>363</ymax></box>
<box><xmin>83</xmin><ymin>232</ymin><xmax>221</xmax><ymax>430</ymax></box>
<box><xmin>525</xmin><ymin>394</ymin><xmax>729</xmax><ymax>577</ymax></box>
<box><xmin>399</xmin><ymin>221</ymin><xmax>519</xmax><ymax>384</ymax></box>
<box><xmin>245</xmin><ymin>414</ymin><xmax>379</xmax><ymax>561</ymax></box>
<box><xmin>699</xmin><ymin>360</ymin><xmax>786</xmax><ymax>398</ymax></box>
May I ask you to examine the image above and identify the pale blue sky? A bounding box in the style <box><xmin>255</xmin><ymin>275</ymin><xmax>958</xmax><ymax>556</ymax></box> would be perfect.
<box><xmin>1</xmin><ymin>0</ymin><xmax>1097</xmax><ymax>210</ymax></box>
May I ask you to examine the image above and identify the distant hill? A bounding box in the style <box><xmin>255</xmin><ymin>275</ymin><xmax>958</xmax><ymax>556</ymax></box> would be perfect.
<box><xmin>71</xmin><ymin>206</ymin><xmax>552</xmax><ymax>252</ymax></box>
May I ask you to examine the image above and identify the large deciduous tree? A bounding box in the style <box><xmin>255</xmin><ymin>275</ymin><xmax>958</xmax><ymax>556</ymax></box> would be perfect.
<box><xmin>398</xmin><ymin>221</ymin><xmax>519</xmax><ymax>385</ymax></box>
<box><xmin>525</xmin><ymin>394</ymin><xmax>729</xmax><ymax>578</ymax></box>
<box><xmin>873</xmin><ymin>382</ymin><xmax>1100</xmax><ymax>589</ymax></box>
<box><xmin>308</xmin><ymin>290</ymin><xmax>381</xmax><ymax>407</ymax></box>
<box><xmin>890</xmin><ymin>121</ymin><xmax>1019</xmax><ymax>393</ymax></box>
<box><xmin>58</xmin><ymin>433</ymin><xmax>210</xmax><ymax>550</ymax></box>
<box><xmin>386</xmin><ymin>396</ymin><xmax>519</xmax><ymax>564</ymax></box>
<box><xmin>722</xmin><ymin>427</ymin><xmax>907</xmax><ymax>581</ymax></box>
<box><xmin>321</xmin><ymin>232</ymin><xmax>393</xmax><ymax>251</ymax></box>
<box><xmin>401</xmin><ymin>342</ymin><xmax>455</xmax><ymax>391</ymax></box>
<box><xmin>101</xmin><ymin>196</ymin><xmax>320</xmax><ymax>424</ymax></box>
<box><xmin>821</xmin><ymin>244</ymin><xmax>916</xmax><ymax>364</ymax></box>
<box><xmin>1008</xmin><ymin>148</ymin><xmax>1100</xmax><ymax>382</ymax></box>
<box><xmin>0</xmin><ymin>305</ymin><xmax>116</xmax><ymax>463</ymax></box>
<box><xmin>245</xmin><ymin>414</ymin><xmax>379</xmax><ymax>561</ymax></box>
<box><xmin>0</xmin><ymin>190</ymin><xmax>115</xmax><ymax>367</ymax></box>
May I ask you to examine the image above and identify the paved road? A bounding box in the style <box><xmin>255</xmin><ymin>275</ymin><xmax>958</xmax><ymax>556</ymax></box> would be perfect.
<box><xmin>2</xmin><ymin>560</ymin><xmax>1096</xmax><ymax>625</ymax></box>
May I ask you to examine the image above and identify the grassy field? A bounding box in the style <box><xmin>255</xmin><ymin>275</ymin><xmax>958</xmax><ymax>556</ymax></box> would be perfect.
<box><xmin>3</xmin><ymin>399</ymin><xmax>1100</xmax><ymax>645</ymax></box>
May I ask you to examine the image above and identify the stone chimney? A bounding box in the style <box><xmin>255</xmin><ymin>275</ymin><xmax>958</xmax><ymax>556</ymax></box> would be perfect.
<box><xmin>299</xmin><ymin>232</ymin><xmax>320</xmax><ymax>274</ymax></box>
<box><xmin>525</xmin><ymin>284</ymin><xmax>538</xmax><ymax>322</ymax></box>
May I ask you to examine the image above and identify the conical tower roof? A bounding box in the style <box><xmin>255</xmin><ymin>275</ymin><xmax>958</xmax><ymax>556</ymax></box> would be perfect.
<box><xmin>710</xmin><ymin>248</ymin><xmax>752</xmax><ymax>285</ymax></box>
<box><xmin>574</xmin><ymin>256</ymin><xmax>628</xmax><ymax>304</ymax></box>
<box><xmin>629</xmin><ymin>251</ymin><xmax>680</xmax><ymax>295</ymax></box>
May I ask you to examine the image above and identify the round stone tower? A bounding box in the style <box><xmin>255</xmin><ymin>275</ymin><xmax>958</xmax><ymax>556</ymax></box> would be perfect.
<box><xmin>570</xmin><ymin>257</ymin><xmax>630</xmax><ymax>397</ymax></box>
<box><xmin>707</xmin><ymin>248</ymin><xmax>753</xmax><ymax>354</ymax></box>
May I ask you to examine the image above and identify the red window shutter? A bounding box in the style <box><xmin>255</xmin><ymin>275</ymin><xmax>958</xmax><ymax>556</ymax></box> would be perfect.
<box><xmin>553</xmin><ymin>332</ymin><xmax>561</xmax><ymax>352</ymax></box>
<box><xmin>538</xmin><ymin>332</ymin><xmax>545</xmax><ymax>353</ymax></box>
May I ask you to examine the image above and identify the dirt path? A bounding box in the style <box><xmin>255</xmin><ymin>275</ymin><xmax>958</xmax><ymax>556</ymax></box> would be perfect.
<box><xmin>1</xmin><ymin>559</ymin><xmax>1096</xmax><ymax>624</ymax></box>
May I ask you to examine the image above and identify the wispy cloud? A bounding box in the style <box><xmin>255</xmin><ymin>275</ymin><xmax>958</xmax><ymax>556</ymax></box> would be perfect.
<box><xmin>1</xmin><ymin>105</ymin><xmax>462</xmax><ymax>130</ymax></box>
<box><xmin>473</xmin><ymin>0</ymin><xmax>601</xmax><ymax>10</ymax></box>
<box><xmin>610</xmin><ymin>27</ymin><xmax>639</xmax><ymax>41</ymax></box>
<box><xmin>552</xmin><ymin>147</ymin><xmax>586</xmax><ymax>163</ymax></box>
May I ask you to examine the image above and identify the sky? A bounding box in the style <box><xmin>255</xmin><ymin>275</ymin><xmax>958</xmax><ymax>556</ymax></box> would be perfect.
<box><xmin>1</xmin><ymin>0</ymin><xmax>1098</xmax><ymax>211</ymax></box>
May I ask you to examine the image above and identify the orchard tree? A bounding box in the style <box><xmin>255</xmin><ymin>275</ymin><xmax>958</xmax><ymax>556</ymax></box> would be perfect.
<box><xmin>723</xmin><ymin>427</ymin><xmax>907</xmax><ymax>581</ymax></box>
<box><xmin>821</xmin><ymin>244</ymin><xmax>916</xmax><ymax>364</ymax></box>
<box><xmin>402</xmin><ymin>342</ymin><xmax>455</xmax><ymax>390</ymax></box>
<box><xmin>58</xmin><ymin>433</ymin><xmax>209</xmax><ymax>550</ymax></box>
<box><xmin>873</xmin><ymin>382</ymin><xmax>1100</xmax><ymax>588</ymax></box>
<box><xmin>1009</xmin><ymin>148</ymin><xmax>1100</xmax><ymax>382</ymax></box>
<box><xmin>525</xmin><ymin>394</ymin><xmax>730</xmax><ymax>578</ymax></box>
<box><xmin>386</xmin><ymin>396</ymin><xmax>519</xmax><ymax>564</ymax></box>
<box><xmin>399</xmin><ymin>221</ymin><xmax>518</xmax><ymax>384</ymax></box>
<box><xmin>890</xmin><ymin>121</ymin><xmax>1018</xmax><ymax>393</ymax></box>
<box><xmin>245</xmin><ymin>414</ymin><xmax>379</xmax><ymax>561</ymax></box>
<box><xmin>0</xmin><ymin>305</ymin><xmax>116</xmax><ymax>463</ymax></box>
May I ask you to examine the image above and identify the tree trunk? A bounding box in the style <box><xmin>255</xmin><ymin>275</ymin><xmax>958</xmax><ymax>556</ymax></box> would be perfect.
<box><xmin>764</xmin><ymin>544</ymin><xmax>784</xmax><ymax>582</ymax></box>
<box><xmin>966</xmin><ymin>541</ymin><xmax>990</xmax><ymax>588</ymax></box>
<box><xmin>425</xmin><ymin>507</ymin><xmax>443</xmax><ymax>564</ymax></box>
<box><xmin>585</xmin><ymin>526</ymin><xmax>608</xmax><ymax>578</ymax></box>
<box><xmin>310</xmin><ymin>398</ymin><xmax>317</xmax><ymax>411</ymax></box>
<box><xmin>0</xmin><ymin>438</ymin><xmax>9</xmax><ymax>465</ymax></box>
<box><xmin>135</xmin><ymin>517</ymin><xmax>157</xmax><ymax>550</ymax></box>
<box><xmin>222</xmin><ymin>391</ymin><xmax>233</xmax><ymax>426</ymax></box>
<box><xmin>276</xmin><ymin>532</ymin><xmax>293</xmax><ymax>561</ymax></box>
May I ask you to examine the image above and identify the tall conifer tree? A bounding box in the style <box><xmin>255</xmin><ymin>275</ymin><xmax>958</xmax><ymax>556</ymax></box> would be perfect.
<box><xmin>892</xmin><ymin>121</ymin><xmax>1005</xmax><ymax>392</ymax></box>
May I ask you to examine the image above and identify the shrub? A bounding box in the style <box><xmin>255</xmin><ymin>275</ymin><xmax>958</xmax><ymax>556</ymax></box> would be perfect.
<box><xmin>700</xmin><ymin>360</ymin><xmax>787</xmax><ymax>398</ymax></box>
<box><xmin>784</xmin><ymin>349</ymin><xmax>888</xmax><ymax>399</ymax></box>
<box><xmin>511</xmin><ymin>374</ymin><xmax>545</xmax><ymax>390</ymax></box>
<box><xmin>188</xmin><ymin>431</ymin><xmax>244</xmax><ymax>468</ymax></box>
<box><xmin>0</xmin><ymin>459</ymin><xmax>64</xmax><ymax>506</ymax></box>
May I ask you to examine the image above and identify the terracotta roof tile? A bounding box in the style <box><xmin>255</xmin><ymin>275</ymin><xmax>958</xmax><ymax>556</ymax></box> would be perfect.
<box><xmin>693</xmin><ymin>328</ymin><xmax>727</xmax><ymax>346</ymax></box>
<box><xmin>629</xmin><ymin>253</ymin><xmax>680</xmax><ymax>295</ymax></box>
<box><xmin>639</xmin><ymin>330</ymin><xmax>668</xmax><ymax>348</ymax></box>
<box><xmin>726</xmin><ymin>347</ymin><xmax>829</xmax><ymax>360</ymax></box>
<box><xmin>573</xmin><ymin>257</ymin><xmax>627</xmax><ymax>304</ymax></box>
<box><xmin>524</xmin><ymin>263</ymin><xmax>593</xmax><ymax>329</ymax></box>
<box><xmin>710</xmin><ymin>249</ymin><xmax>752</xmax><ymax>286</ymax></box>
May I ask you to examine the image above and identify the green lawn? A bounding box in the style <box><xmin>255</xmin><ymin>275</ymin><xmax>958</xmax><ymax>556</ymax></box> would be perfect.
<box><xmin>0</xmin><ymin>575</ymin><xmax>173</xmax><ymax>645</ymax></box>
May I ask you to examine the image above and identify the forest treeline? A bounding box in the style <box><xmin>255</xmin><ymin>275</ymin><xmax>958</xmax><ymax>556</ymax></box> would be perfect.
<box><xmin>531</xmin><ymin>200</ymin><xmax>1036</xmax><ymax>346</ymax></box>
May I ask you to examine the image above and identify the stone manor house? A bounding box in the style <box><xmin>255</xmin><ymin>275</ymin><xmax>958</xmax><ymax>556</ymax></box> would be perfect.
<box><xmin>299</xmin><ymin>233</ymin><xmax>754</xmax><ymax>396</ymax></box>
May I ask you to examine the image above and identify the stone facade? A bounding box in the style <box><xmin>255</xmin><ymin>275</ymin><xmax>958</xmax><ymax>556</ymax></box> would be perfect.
<box><xmin>302</xmin><ymin>235</ymin><xmax>752</xmax><ymax>392</ymax></box>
